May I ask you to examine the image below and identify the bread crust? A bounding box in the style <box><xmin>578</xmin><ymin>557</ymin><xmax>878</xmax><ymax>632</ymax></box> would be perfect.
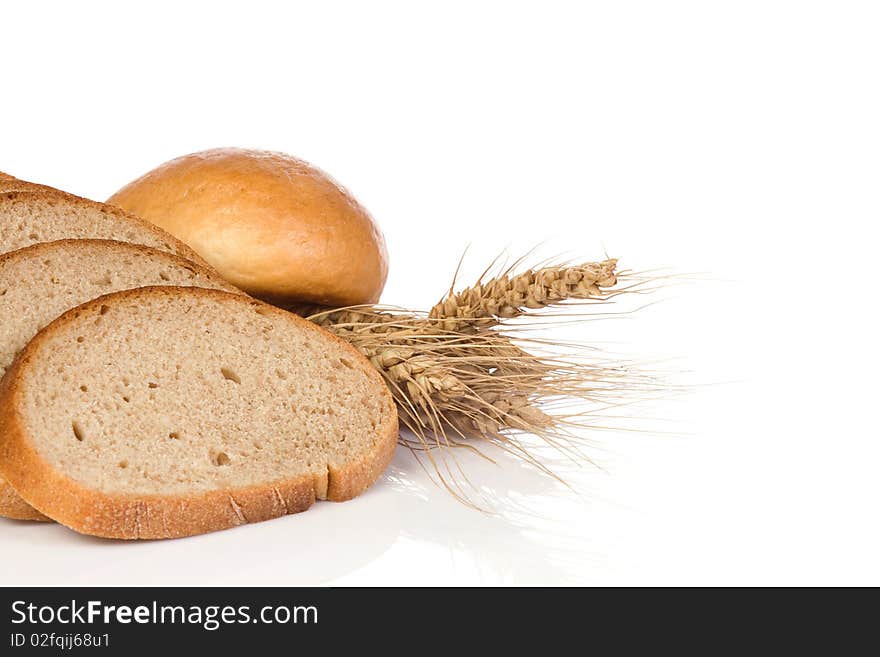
<box><xmin>0</xmin><ymin>180</ymin><xmax>65</xmax><ymax>194</ymax></box>
<box><xmin>1</xmin><ymin>189</ymin><xmax>214</xmax><ymax>271</ymax></box>
<box><xmin>0</xmin><ymin>287</ymin><xmax>398</xmax><ymax>539</ymax></box>
<box><xmin>107</xmin><ymin>148</ymin><xmax>389</xmax><ymax>306</ymax></box>
<box><xmin>0</xmin><ymin>480</ymin><xmax>50</xmax><ymax>521</ymax></box>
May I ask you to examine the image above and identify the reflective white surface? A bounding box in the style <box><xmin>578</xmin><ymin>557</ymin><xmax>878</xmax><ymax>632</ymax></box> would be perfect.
<box><xmin>1</xmin><ymin>1</ymin><xmax>878</xmax><ymax>585</ymax></box>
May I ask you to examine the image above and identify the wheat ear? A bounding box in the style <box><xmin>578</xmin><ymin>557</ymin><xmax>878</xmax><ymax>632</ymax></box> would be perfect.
<box><xmin>428</xmin><ymin>259</ymin><xmax>619</xmax><ymax>331</ymax></box>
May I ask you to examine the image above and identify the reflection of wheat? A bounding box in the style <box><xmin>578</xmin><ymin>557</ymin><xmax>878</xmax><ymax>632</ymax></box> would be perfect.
<box><xmin>305</xmin><ymin>258</ymin><xmax>657</xmax><ymax>501</ymax></box>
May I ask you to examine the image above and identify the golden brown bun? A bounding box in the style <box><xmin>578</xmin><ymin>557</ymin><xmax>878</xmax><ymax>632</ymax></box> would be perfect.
<box><xmin>108</xmin><ymin>148</ymin><xmax>388</xmax><ymax>306</ymax></box>
<box><xmin>0</xmin><ymin>172</ymin><xmax>15</xmax><ymax>180</ymax></box>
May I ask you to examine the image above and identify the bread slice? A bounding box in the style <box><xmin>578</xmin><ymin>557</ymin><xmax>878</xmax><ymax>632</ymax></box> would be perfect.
<box><xmin>0</xmin><ymin>480</ymin><xmax>46</xmax><ymax>521</ymax></box>
<box><xmin>0</xmin><ymin>240</ymin><xmax>241</xmax><ymax>521</ymax></box>
<box><xmin>0</xmin><ymin>190</ymin><xmax>209</xmax><ymax>267</ymax></box>
<box><xmin>0</xmin><ymin>287</ymin><xmax>397</xmax><ymax>539</ymax></box>
<box><xmin>0</xmin><ymin>172</ymin><xmax>15</xmax><ymax>180</ymax></box>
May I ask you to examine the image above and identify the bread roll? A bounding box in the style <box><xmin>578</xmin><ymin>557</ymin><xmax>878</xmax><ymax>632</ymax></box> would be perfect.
<box><xmin>108</xmin><ymin>148</ymin><xmax>388</xmax><ymax>306</ymax></box>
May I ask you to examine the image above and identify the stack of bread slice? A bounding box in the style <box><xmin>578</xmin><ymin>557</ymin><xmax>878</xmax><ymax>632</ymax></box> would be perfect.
<box><xmin>0</xmin><ymin>173</ymin><xmax>397</xmax><ymax>538</ymax></box>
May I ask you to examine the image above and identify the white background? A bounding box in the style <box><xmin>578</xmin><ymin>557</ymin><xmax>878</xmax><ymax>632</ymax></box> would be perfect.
<box><xmin>1</xmin><ymin>1</ymin><xmax>878</xmax><ymax>585</ymax></box>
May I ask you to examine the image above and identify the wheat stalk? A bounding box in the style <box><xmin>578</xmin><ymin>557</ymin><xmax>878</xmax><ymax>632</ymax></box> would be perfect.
<box><xmin>303</xmin><ymin>258</ymin><xmax>657</xmax><ymax>501</ymax></box>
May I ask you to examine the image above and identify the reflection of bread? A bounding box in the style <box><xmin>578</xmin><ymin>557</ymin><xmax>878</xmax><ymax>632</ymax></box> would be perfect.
<box><xmin>0</xmin><ymin>287</ymin><xmax>398</xmax><ymax>539</ymax></box>
<box><xmin>108</xmin><ymin>148</ymin><xmax>388</xmax><ymax>306</ymax></box>
<box><xmin>0</xmin><ymin>239</ymin><xmax>240</xmax><ymax>522</ymax></box>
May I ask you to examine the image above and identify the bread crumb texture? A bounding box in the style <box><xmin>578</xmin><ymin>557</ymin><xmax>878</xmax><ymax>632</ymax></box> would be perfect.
<box><xmin>0</xmin><ymin>240</ymin><xmax>237</xmax><ymax>375</ymax></box>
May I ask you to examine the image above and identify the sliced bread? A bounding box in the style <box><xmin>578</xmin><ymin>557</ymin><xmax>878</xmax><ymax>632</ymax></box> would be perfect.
<box><xmin>0</xmin><ymin>287</ymin><xmax>398</xmax><ymax>539</ymax></box>
<box><xmin>0</xmin><ymin>239</ymin><xmax>241</xmax><ymax>521</ymax></box>
<box><xmin>0</xmin><ymin>480</ymin><xmax>45</xmax><ymax>522</ymax></box>
<box><xmin>0</xmin><ymin>190</ymin><xmax>209</xmax><ymax>267</ymax></box>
